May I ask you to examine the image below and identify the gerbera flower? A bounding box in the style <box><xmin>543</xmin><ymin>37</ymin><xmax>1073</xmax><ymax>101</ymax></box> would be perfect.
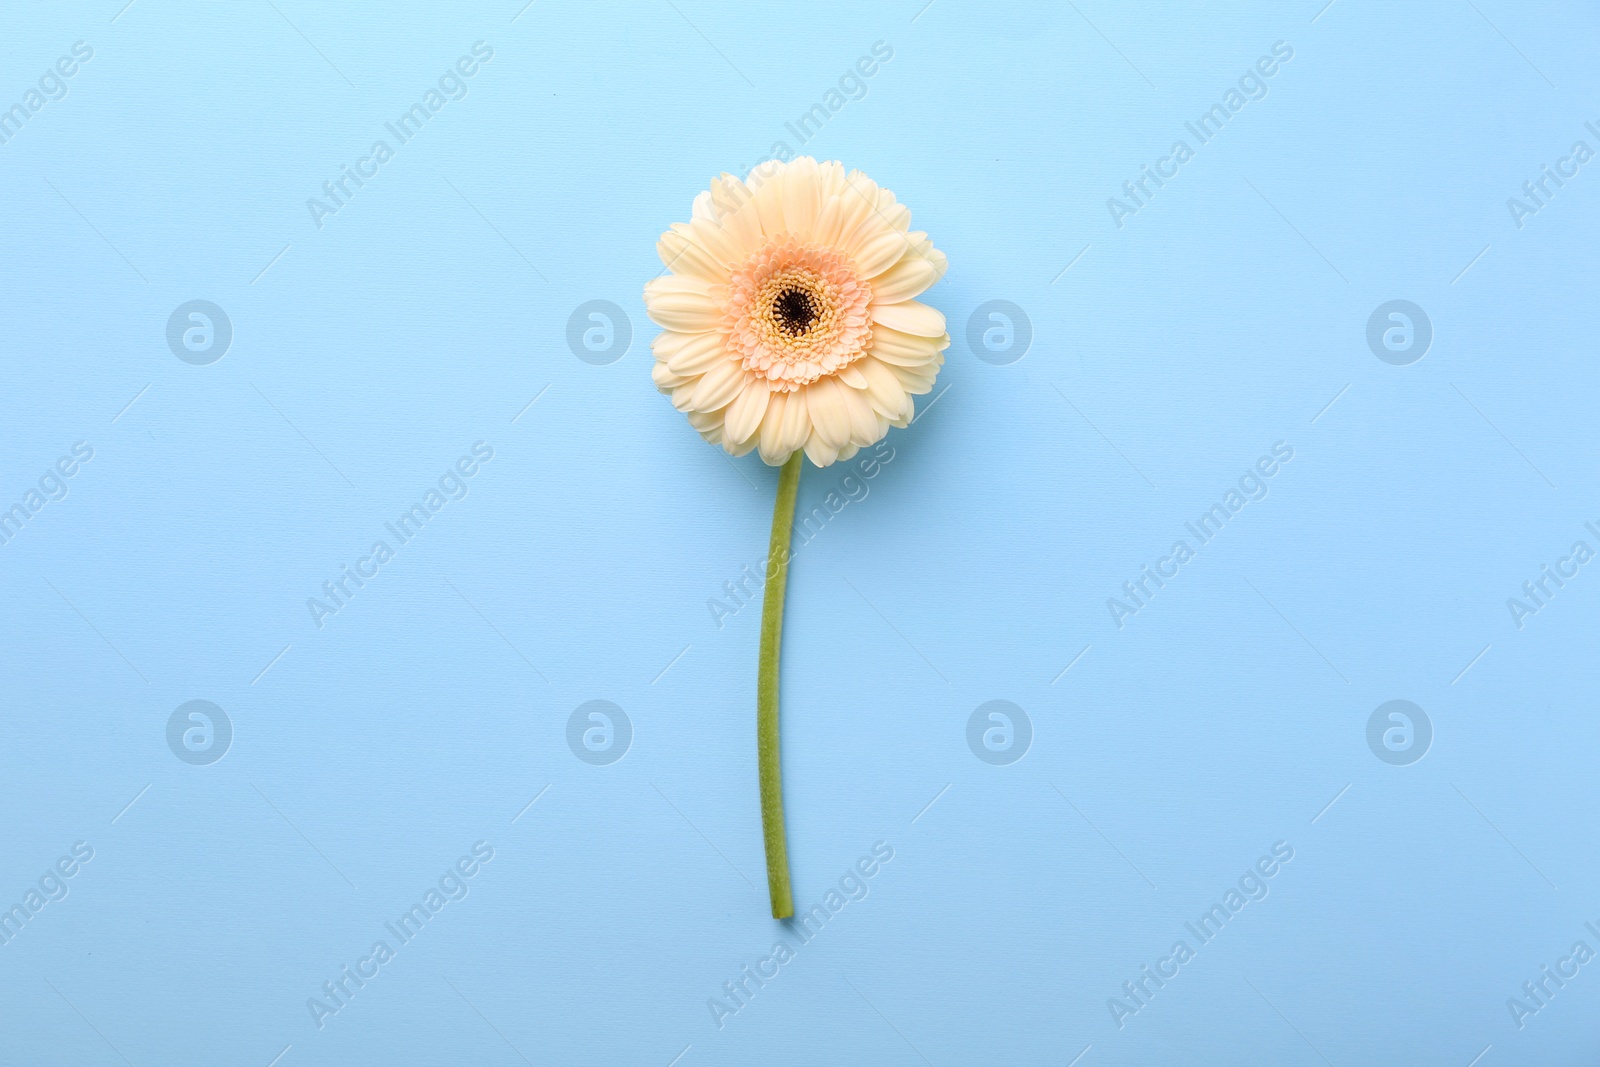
<box><xmin>645</xmin><ymin>157</ymin><xmax>949</xmax><ymax>468</ymax></box>
<box><xmin>644</xmin><ymin>158</ymin><xmax>949</xmax><ymax>919</ymax></box>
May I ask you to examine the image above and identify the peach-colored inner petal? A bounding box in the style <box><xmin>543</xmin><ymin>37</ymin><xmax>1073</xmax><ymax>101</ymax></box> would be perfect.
<box><xmin>721</xmin><ymin>237</ymin><xmax>873</xmax><ymax>393</ymax></box>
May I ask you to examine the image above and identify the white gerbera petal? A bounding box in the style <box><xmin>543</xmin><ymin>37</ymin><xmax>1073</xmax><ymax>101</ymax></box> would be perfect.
<box><xmin>903</xmin><ymin>231</ymin><xmax>945</xmax><ymax>270</ymax></box>
<box><xmin>869</xmin><ymin>253</ymin><xmax>941</xmax><ymax>302</ymax></box>
<box><xmin>664</xmin><ymin>331</ymin><xmax>730</xmax><ymax>375</ymax></box>
<box><xmin>871</xmin><ymin>300</ymin><xmax>946</xmax><ymax>337</ymax></box>
<box><xmin>749</xmin><ymin>163</ymin><xmax>788</xmax><ymax>239</ymax></box>
<box><xmin>643</xmin><ymin>278</ymin><xmax>724</xmax><ymax>335</ymax></box>
<box><xmin>644</xmin><ymin>274</ymin><xmax>718</xmax><ymax>300</ymax></box>
<box><xmin>781</xmin><ymin>156</ymin><xmax>822</xmax><ymax>239</ymax></box>
<box><xmin>645</xmin><ymin>295</ymin><xmax>722</xmax><ymax>333</ymax></box>
<box><xmin>670</xmin><ymin>380</ymin><xmax>699</xmax><ymax>412</ymax></box>
<box><xmin>657</xmin><ymin>230</ymin><xmax>726</xmax><ymax>282</ymax></box>
<box><xmin>685</xmin><ymin>409</ymin><xmax>724</xmax><ymax>449</ymax></box>
<box><xmin>887</xmin><ymin>359</ymin><xmax>939</xmax><ymax>395</ymax></box>
<box><xmin>713</xmin><ymin>181</ymin><xmax>763</xmax><ymax>255</ymax></box>
<box><xmin>810</xmin><ymin>195</ymin><xmax>849</xmax><ymax>249</ymax></box>
<box><xmin>651</xmin><ymin>328</ymin><xmax>696</xmax><ymax>358</ymax></box>
<box><xmin>684</xmin><ymin>217</ymin><xmax>743</xmax><ymax>268</ymax></box>
<box><xmin>803</xmin><ymin>432</ymin><xmax>839</xmax><ymax>467</ymax></box>
<box><xmin>688</xmin><ymin>358</ymin><xmax>746</xmax><ymax>412</ymax></box>
<box><xmin>656</xmin><ymin>222</ymin><xmax>716</xmax><ymax>274</ymax></box>
<box><xmin>838</xmin><ymin>380</ymin><xmax>879</xmax><ymax>444</ymax></box>
<box><xmin>836</xmin><ymin>364</ymin><xmax>868</xmax><ymax>389</ymax></box>
<box><xmin>844</xmin><ymin>200</ymin><xmax>910</xmax><ymax>258</ymax></box>
<box><xmin>805</xmin><ymin>376</ymin><xmax>850</xmax><ymax>449</ymax></box>
<box><xmin>876</xmin><ymin>199</ymin><xmax>911</xmax><ymax>235</ymax></box>
<box><xmin>817</xmin><ymin>160</ymin><xmax>849</xmax><ymax>199</ymax></box>
<box><xmin>852</xmin><ymin>227</ymin><xmax>911</xmax><ymax>279</ymax></box>
<box><xmin>857</xmin><ymin>356</ymin><xmax>912</xmax><ymax>421</ymax></box>
<box><xmin>724</xmin><ymin>379</ymin><xmax>772</xmax><ymax>446</ymax></box>
<box><xmin>652</xmin><ymin>360</ymin><xmax>688</xmax><ymax>390</ymax></box>
<box><xmin>832</xmin><ymin>176</ymin><xmax>878</xmax><ymax>246</ymax></box>
<box><xmin>758</xmin><ymin>391</ymin><xmax>791</xmax><ymax>464</ymax></box>
<box><xmin>777</xmin><ymin>386</ymin><xmax>810</xmax><ymax>453</ymax></box>
<box><xmin>868</xmin><ymin>324</ymin><xmax>947</xmax><ymax>366</ymax></box>
<box><xmin>691</xmin><ymin>189</ymin><xmax>718</xmax><ymax>223</ymax></box>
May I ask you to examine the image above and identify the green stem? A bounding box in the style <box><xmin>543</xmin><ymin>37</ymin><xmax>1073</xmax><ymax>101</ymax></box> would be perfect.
<box><xmin>758</xmin><ymin>451</ymin><xmax>803</xmax><ymax>919</ymax></box>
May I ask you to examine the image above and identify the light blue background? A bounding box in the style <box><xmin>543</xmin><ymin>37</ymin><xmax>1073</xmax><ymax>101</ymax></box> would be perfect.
<box><xmin>3</xmin><ymin>1</ymin><xmax>1597</xmax><ymax>1064</ymax></box>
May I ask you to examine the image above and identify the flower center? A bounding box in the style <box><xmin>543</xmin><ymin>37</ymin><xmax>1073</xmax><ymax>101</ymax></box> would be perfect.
<box><xmin>722</xmin><ymin>239</ymin><xmax>875</xmax><ymax>392</ymax></box>
<box><xmin>773</xmin><ymin>287</ymin><xmax>819</xmax><ymax>336</ymax></box>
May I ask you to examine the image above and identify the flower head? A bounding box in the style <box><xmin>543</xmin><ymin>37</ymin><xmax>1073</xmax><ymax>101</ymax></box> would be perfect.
<box><xmin>646</xmin><ymin>158</ymin><xmax>949</xmax><ymax>467</ymax></box>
